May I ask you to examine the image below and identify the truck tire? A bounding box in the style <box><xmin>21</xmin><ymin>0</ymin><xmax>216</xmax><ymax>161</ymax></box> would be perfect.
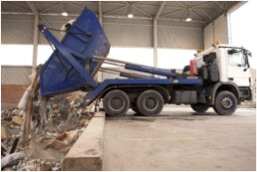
<box><xmin>137</xmin><ymin>90</ymin><xmax>164</xmax><ymax>116</ymax></box>
<box><xmin>103</xmin><ymin>89</ymin><xmax>130</xmax><ymax>116</ymax></box>
<box><xmin>191</xmin><ymin>103</ymin><xmax>209</xmax><ymax>113</ymax></box>
<box><xmin>214</xmin><ymin>91</ymin><xmax>237</xmax><ymax>115</ymax></box>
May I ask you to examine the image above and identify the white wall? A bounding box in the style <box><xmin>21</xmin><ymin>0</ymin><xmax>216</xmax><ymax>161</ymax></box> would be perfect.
<box><xmin>203</xmin><ymin>14</ymin><xmax>228</xmax><ymax>49</ymax></box>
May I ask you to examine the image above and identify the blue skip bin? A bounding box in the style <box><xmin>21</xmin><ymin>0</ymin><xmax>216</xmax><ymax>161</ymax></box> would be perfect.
<box><xmin>39</xmin><ymin>7</ymin><xmax>110</xmax><ymax>97</ymax></box>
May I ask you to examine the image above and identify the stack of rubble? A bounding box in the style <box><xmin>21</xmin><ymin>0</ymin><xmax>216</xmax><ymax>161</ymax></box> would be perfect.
<box><xmin>1</xmin><ymin>93</ymin><xmax>94</xmax><ymax>171</ymax></box>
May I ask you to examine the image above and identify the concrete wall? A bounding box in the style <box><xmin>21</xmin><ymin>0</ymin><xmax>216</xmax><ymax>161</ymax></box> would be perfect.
<box><xmin>203</xmin><ymin>14</ymin><xmax>228</xmax><ymax>49</ymax></box>
<box><xmin>1</xmin><ymin>66</ymin><xmax>31</xmax><ymax>108</ymax></box>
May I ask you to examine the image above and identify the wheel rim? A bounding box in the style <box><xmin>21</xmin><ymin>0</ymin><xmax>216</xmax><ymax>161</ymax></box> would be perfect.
<box><xmin>110</xmin><ymin>97</ymin><xmax>123</xmax><ymax>109</ymax></box>
<box><xmin>145</xmin><ymin>97</ymin><xmax>157</xmax><ymax>109</ymax></box>
<box><xmin>221</xmin><ymin>97</ymin><xmax>233</xmax><ymax>109</ymax></box>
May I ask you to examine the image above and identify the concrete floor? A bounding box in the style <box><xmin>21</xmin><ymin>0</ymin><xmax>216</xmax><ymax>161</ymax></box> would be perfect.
<box><xmin>103</xmin><ymin>106</ymin><xmax>256</xmax><ymax>171</ymax></box>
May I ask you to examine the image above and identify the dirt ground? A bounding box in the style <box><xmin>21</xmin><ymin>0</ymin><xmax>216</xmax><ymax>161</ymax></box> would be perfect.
<box><xmin>103</xmin><ymin>105</ymin><xmax>256</xmax><ymax>171</ymax></box>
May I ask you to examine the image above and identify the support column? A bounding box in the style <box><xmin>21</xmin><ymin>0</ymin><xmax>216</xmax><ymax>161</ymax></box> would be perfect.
<box><xmin>97</xmin><ymin>1</ymin><xmax>103</xmax><ymax>82</ymax></box>
<box><xmin>153</xmin><ymin>20</ymin><xmax>158</xmax><ymax>67</ymax></box>
<box><xmin>153</xmin><ymin>1</ymin><xmax>165</xmax><ymax>68</ymax></box>
<box><xmin>27</xmin><ymin>1</ymin><xmax>39</xmax><ymax>74</ymax></box>
<box><xmin>98</xmin><ymin>1</ymin><xmax>103</xmax><ymax>26</ymax></box>
<box><xmin>32</xmin><ymin>14</ymin><xmax>39</xmax><ymax>73</ymax></box>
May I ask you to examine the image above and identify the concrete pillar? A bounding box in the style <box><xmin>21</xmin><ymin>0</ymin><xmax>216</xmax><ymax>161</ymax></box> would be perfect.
<box><xmin>32</xmin><ymin>14</ymin><xmax>39</xmax><ymax>73</ymax></box>
<box><xmin>97</xmin><ymin>1</ymin><xmax>103</xmax><ymax>82</ymax></box>
<box><xmin>153</xmin><ymin>1</ymin><xmax>165</xmax><ymax>68</ymax></box>
<box><xmin>153</xmin><ymin>20</ymin><xmax>158</xmax><ymax>67</ymax></box>
<box><xmin>98</xmin><ymin>1</ymin><xmax>103</xmax><ymax>26</ymax></box>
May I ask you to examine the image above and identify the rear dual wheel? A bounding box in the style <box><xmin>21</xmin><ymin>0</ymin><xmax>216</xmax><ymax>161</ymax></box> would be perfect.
<box><xmin>103</xmin><ymin>90</ymin><xmax>130</xmax><ymax>117</ymax></box>
<box><xmin>136</xmin><ymin>90</ymin><xmax>164</xmax><ymax>116</ymax></box>
<box><xmin>103</xmin><ymin>89</ymin><xmax>164</xmax><ymax>116</ymax></box>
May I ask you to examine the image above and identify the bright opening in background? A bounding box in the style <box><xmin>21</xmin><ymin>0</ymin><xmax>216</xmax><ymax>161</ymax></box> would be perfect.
<box><xmin>158</xmin><ymin>49</ymin><xmax>195</xmax><ymax>69</ymax></box>
<box><xmin>230</xmin><ymin>1</ymin><xmax>257</xmax><ymax>68</ymax></box>
<box><xmin>1</xmin><ymin>45</ymin><xmax>195</xmax><ymax>70</ymax></box>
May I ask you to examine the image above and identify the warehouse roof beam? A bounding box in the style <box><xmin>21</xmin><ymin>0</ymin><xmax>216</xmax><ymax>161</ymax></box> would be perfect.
<box><xmin>200</xmin><ymin>9</ymin><xmax>212</xmax><ymax>20</ymax></box>
<box><xmin>191</xmin><ymin>10</ymin><xmax>206</xmax><ymax>21</ymax></box>
<box><xmin>26</xmin><ymin>1</ymin><xmax>38</xmax><ymax>15</ymax></box>
<box><xmin>40</xmin><ymin>3</ymin><xmax>63</xmax><ymax>13</ymax></box>
<box><xmin>191</xmin><ymin>2</ymin><xmax>216</xmax><ymax>10</ymax></box>
<box><xmin>154</xmin><ymin>1</ymin><xmax>166</xmax><ymax>20</ymax></box>
<box><xmin>69</xmin><ymin>3</ymin><xmax>84</xmax><ymax>10</ymax></box>
<box><xmin>1</xmin><ymin>1</ymin><xmax>239</xmax><ymax>28</ymax></box>
<box><xmin>176</xmin><ymin>1</ymin><xmax>187</xmax><ymax>9</ymax></box>
<box><xmin>215</xmin><ymin>2</ymin><xmax>225</xmax><ymax>11</ymax></box>
<box><xmin>104</xmin><ymin>5</ymin><xmax>128</xmax><ymax>16</ymax></box>
<box><xmin>4</xmin><ymin>2</ymin><xmax>30</xmax><ymax>12</ymax></box>
<box><xmin>159</xmin><ymin>9</ymin><xmax>185</xmax><ymax>19</ymax></box>
<box><xmin>1</xmin><ymin>10</ymin><xmax>205</xmax><ymax>24</ymax></box>
<box><xmin>39</xmin><ymin>15</ymin><xmax>53</xmax><ymax>28</ymax></box>
<box><xmin>133</xmin><ymin>6</ymin><xmax>152</xmax><ymax>18</ymax></box>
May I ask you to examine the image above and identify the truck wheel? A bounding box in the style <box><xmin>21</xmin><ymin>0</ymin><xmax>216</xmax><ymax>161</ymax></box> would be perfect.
<box><xmin>103</xmin><ymin>90</ymin><xmax>130</xmax><ymax>116</ymax></box>
<box><xmin>137</xmin><ymin>90</ymin><xmax>164</xmax><ymax>116</ymax></box>
<box><xmin>214</xmin><ymin>91</ymin><xmax>237</xmax><ymax>115</ymax></box>
<box><xmin>191</xmin><ymin>104</ymin><xmax>209</xmax><ymax>113</ymax></box>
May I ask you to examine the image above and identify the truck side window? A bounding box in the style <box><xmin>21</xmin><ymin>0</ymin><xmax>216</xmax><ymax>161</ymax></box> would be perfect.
<box><xmin>227</xmin><ymin>49</ymin><xmax>245</xmax><ymax>67</ymax></box>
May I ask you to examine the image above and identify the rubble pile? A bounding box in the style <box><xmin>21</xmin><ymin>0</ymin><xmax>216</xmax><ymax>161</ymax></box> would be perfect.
<box><xmin>1</xmin><ymin>93</ymin><xmax>94</xmax><ymax>171</ymax></box>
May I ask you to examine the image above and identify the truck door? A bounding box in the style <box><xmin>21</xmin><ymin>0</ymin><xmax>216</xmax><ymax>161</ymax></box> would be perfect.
<box><xmin>226</xmin><ymin>49</ymin><xmax>250</xmax><ymax>87</ymax></box>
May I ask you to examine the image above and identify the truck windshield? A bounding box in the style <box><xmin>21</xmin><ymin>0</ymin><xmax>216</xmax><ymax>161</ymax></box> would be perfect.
<box><xmin>227</xmin><ymin>49</ymin><xmax>245</xmax><ymax>67</ymax></box>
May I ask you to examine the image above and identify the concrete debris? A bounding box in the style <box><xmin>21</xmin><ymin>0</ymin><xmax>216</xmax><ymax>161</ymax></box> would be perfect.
<box><xmin>1</xmin><ymin>152</ymin><xmax>25</xmax><ymax>169</ymax></box>
<box><xmin>80</xmin><ymin>118</ymin><xmax>90</xmax><ymax>127</ymax></box>
<box><xmin>12</xmin><ymin>116</ymin><xmax>23</xmax><ymax>126</ymax></box>
<box><xmin>1</xmin><ymin>93</ymin><xmax>94</xmax><ymax>171</ymax></box>
<box><xmin>66</xmin><ymin>129</ymin><xmax>79</xmax><ymax>144</ymax></box>
<box><xmin>44</xmin><ymin>139</ymin><xmax>68</xmax><ymax>150</ymax></box>
<box><xmin>18</xmin><ymin>85</ymin><xmax>32</xmax><ymax>110</ymax></box>
<box><xmin>39</xmin><ymin>164</ymin><xmax>52</xmax><ymax>171</ymax></box>
<box><xmin>1</xmin><ymin>126</ymin><xmax>8</xmax><ymax>140</ymax></box>
<box><xmin>56</xmin><ymin>133</ymin><xmax>67</xmax><ymax>140</ymax></box>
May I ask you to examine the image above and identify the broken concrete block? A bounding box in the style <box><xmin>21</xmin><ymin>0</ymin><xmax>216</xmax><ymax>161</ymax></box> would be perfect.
<box><xmin>45</xmin><ymin>139</ymin><xmax>68</xmax><ymax>149</ymax></box>
<box><xmin>80</xmin><ymin>119</ymin><xmax>89</xmax><ymax>127</ymax></box>
<box><xmin>58</xmin><ymin>146</ymin><xmax>71</xmax><ymax>154</ymax></box>
<box><xmin>1</xmin><ymin>152</ymin><xmax>25</xmax><ymax>168</ymax></box>
<box><xmin>52</xmin><ymin>104</ymin><xmax>58</xmax><ymax>110</ymax></box>
<box><xmin>1</xmin><ymin>126</ymin><xmax>8</xmax><ymax>139</ymax></box>
<box><xmin>66</xmin><ymin>130</ymin><xmax>78</xmax><ymax>143</ymax></box>
<box><xmin>53</xmin><ymin>109</ymin><xmax>59</xmax><ymax>114</ymax></box>
<box><xmin>57</xmin><ymin>133</ymin><xmax>67</xmax><ymax>140</ymax></box>
<box><xmin>39</xmin><ymin>164</ymin><xmax>52</xmax><ymax>171</ymax></box>
<box><xmin>12</xmin><ymin>116</ymin><xmax>23</xmax><ymax>126</ymax></box>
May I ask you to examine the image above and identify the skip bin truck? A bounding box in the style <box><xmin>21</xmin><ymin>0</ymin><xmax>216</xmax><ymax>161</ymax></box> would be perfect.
<box><xmin>38</xmin><ymin>7</ymin><xmax>252</xmax><ymax>116</ymax></box>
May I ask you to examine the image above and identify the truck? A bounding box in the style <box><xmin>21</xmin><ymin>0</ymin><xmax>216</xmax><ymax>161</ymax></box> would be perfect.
<box><xmin>38</xmin><ymin>7</ymin><xmax>252</xmax><ymax>117</ymax></box>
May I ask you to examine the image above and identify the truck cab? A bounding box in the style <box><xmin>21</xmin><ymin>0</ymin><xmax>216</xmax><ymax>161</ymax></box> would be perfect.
<box><xmin>195</xmin><ymin>44</ymin><xmax>252</xmax><ymax>102</ymax></box>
